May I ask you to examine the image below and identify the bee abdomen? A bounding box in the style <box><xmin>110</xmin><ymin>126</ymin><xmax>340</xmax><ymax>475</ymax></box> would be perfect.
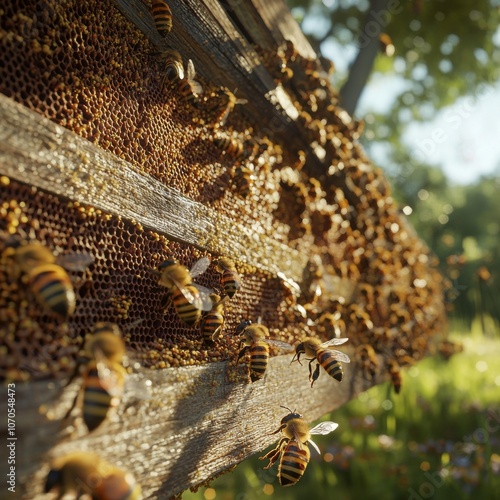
<box><xmin>279</xmin><ymin>441</ymin><xmax>309</xmax><ymax>486</ymax></box>
<box><xmin>172</xmin><ymin>287</ymin><xmax>201</xmax><ymax>325</ymax></box>
<box><xmin>151</xmin><ymin>0</ymin><xmax>173</xmax><ymax>37</ymax></box>
<box><xmin>318</xmin><ymin>350</ymin><xmax>343</xmax><ymax>382</ymax></box>
<box><xmin>201</xmin><ymin>313</ymin><xmax>223</xmax><ymax>341</ymax></box>
<box><xmin>27</xmin><ymin>264</ymin><xmax>76</xmax><ymax>317</ymax></box>
<box><xmin>82</xmin><ymin>369</ymin><xmax>112</xmax><ymax>431</ymax></box>
<box><xmin>222</xmin><ymin>271</ymin><xmax>240</xmax><ymax>297</ymax></box>
<box><xmin>249</xmin><ymin>343</ymin><xmax>269</xmax><ymax>381</ymax></box>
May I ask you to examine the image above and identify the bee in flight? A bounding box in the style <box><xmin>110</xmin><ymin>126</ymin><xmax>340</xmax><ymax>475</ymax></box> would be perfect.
<box><xmin>151</xmin><ymin>0</ymin><xmax>173</xmax><ymax>37</ymax></box>
<box><xmin>260</xmin><ymin>406</ymin><xmax>339</xmax><ymax>486</ymax></box>
<box><xmin>291</xmin><ymin>337</ymin><xmax>350</xmax><ymax>387</ymax></box>
<box><xmin>156</xmin><ymin>256</ymin><xmax>213</xmax><ymax>325</ymax></box>
<box><xmin>64</xmin><ymin>323</ymin><xmax>128</xmax><ymax>432</ymax></box>
<box><xmin>215</xmin><ymin>258</ymin><xmax>241</xmax><ymax>298</ymax></box>
<box><xmin>3</xmin><ymin>237</ymin><xmax>93</xmax><ymax>318</ymax></box>
<box><xmin>44</xmin><ymin>451</ymin><xmax>142</xmax><ymax>499</ymax></box>
<box><xmin>236</xmin><ymin>321</ymin><xmax>293</xmax><ymax>382</ymax></box>
<box><xmin>200</xmin><ymin>293</ymin><xmax>226</xmax><ymax>343</ymax></box>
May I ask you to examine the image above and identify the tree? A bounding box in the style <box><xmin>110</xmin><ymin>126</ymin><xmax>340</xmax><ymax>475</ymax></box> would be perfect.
<box><xmin>286</xmin><ymin>0</ymin><xmax>500</xmax><ymax>117</ymax></box>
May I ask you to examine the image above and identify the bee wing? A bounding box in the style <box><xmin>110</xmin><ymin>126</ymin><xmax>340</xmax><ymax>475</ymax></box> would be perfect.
<box><xmin>56</xmin><ymin>252</ymin><xmax>94</xmax><ymax>271</ymax></box>
<box><xmin>264</xmin><ymin>339</ymin><xmax>294</xmax><ymax>352</ymax></box>
<box><xmin>326</xmin><ymin>350</ymin><xmax>351</xmax><ymax>363</ymax></box>
<box><xmin>190</xmin><ymin>79</ymin><xmax>203</xmax><ymax>96</ymax></box>
<box><xmin>95</xmin><ymin>357</ymin><xmax>124</xmax><ymax>398</ymax></box>
<box><xmin>307</xmin><ymin>438</ymin><xmax>321</xmax><ymax>455</ymax></box>
<box><xmin>186</xmin><ymin>59</ymin><xmax>196</xmax><ymax>80</ymax></box>
<box><xmin>192</xmin><ymin>284</ymin><xmax>215</xmax><ymax>311</ymax></box>
<box><xmin>320</xmin><ymin>337</ymin><xmax>349</xmax><ymax>348</ymax></box>
<box><xmin>189</xmin><ymin>257</ymin><xmax>210</xmax><ymax>278</ymax></box>
<box><xmin>124</xmin><ymin>374</ymin><xmax>153</xmax><ymax>401</ymax></box>
<box><xmin>310</xmin><ymin>421</ymin><xmax>339</xmax><ymax>436</ymax></box>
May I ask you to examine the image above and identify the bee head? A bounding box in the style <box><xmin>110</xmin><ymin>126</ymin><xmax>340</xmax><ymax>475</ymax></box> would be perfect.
<box><xmin>44</xmin><ymin>468</ymin><xmax>62</xmax><ymax>493</ymax></box>
<box><xmin>158</xmin><ymin>260</ymin><xmax>177</xmax><ymax>271</ymax></box>
<box><xmin>235</xmin><ymin>320</ymin><xmax>252</xmax><ymax>335</ymax></box>
<box><xmin>290</xmin><ymin>342</ymin><xmax>305</xmax><ymax>365</ymax></box>
<box><xmin>280</xmin><ymin>406</ymin><xmax>302</xmax><ymax>424</ymax></box>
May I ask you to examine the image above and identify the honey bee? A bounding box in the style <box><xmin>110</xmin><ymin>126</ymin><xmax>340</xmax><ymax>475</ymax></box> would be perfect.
<box><xmin>64</xmin><ymin>323</ymin><xmax>127</xmax><ymax>432</ymax></box>
<box><xmin>5</xmin><ymin>239</ymin><xmax>92</xmax><ymax>318</ymax></box>
<box><xmin>215</xmin><ymin>258</ymin><xmax>241</xmax><ymax>298</ymax></box>
<box><xmin>356</xmin><ymin>344</ymin><xmax>379</xmax><ymax>381</ymax></box>
<box><xmin>177</xmin><ymin>59</ymin><xmax>203</xmax><ymax>103</ymax></box>
<box><xmin>156</xmin><ymin>47</ymin><xmax>184</xmax><ymax>85</ymax></box>
<box><xmin>236</xmin><ymin>321</ymin><xmax>293</xmax><ymax>382</ymax></box>
<box><xmin>200</xmin><ymin>293</ymin><xmax>226</xmax><ymax>342</ymax></box>
<box><xmin>213</xmin><ymin>135</ymin><xmax>246</xmax><ymax>162</ymax></box>
<box><xmin>233</xmin><ymin>165</ymin><xmax>253</xmax><ymax>197</ymax></box>
<box><xmin>44</xmin><ymin>451</ymin><xmax>142</xmax><ymax>499</ymax></box>
<box><xmin>260</xmin><ymin>407</ymin><xmax>339</xmax><ymax>486</ymax></box>
<box><xmin>387</xmin><ymin>359</ymin><xmax>402</xmax><ymax>394</ymax></box>
<box><xmin>156</xmin><ymin>257</ymin><xmax>213</xmax><ymax>325</ymax></box>
<box><xmin>212</xmin><ymin>88</ymin><xmax>247</xmax><ymax>127</ymax></box>
<box><xmin>291</xmin><ymin>337</ymin><xmax>350</xmax><ymax>387</ymax></box>
<box><xmin>151</xmin><ymin>0</ymin><xmax>173</xmax><ymax>37</ymax></box>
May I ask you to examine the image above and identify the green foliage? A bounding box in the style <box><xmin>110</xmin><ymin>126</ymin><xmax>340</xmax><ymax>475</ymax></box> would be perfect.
<box><xmin>286</xmin><ymin>0</ymin><xmax>500</xmax><ymax>118</ymax></box>
<box><xmin>183</xmin><ymin>328</ymin><xmax>500</xmax><ymax>499</ymax></box>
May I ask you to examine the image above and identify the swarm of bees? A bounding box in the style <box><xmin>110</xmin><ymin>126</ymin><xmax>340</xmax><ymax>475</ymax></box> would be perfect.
<box><xmin>0</xmin><ymin>0</ymin><xmax>448</xmax><ymax>494</ymax></box>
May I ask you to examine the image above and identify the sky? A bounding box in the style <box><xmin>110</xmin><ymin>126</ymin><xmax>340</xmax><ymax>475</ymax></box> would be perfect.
<box><xmin>359</xmin><ymin>78</ymin><xmax>500</xmax><ymax>185</ymax></box>
<box><xmin>319</xmin><ymin>38</ymin><xmax>500</xmax><ymax>186</ymax></box>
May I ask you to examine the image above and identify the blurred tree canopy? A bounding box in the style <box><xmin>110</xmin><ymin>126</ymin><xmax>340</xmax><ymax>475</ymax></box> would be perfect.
<box><xmin>285</xmin><ymin>0</ymin><xmax>500</xmax><ymax>329</ymax></box>
<box><xmin>286</xmin><ymin>0</ymin><xmax>500</xmax><ymax>116</ymax></box>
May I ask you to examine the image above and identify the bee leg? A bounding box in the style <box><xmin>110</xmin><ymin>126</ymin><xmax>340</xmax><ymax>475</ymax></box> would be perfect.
<box><xmin>310</xmin><ymin>363</ymin><xmax>321</xmax><ymax>388</ymax></box>
<box><xmin>237</xmin><ymin>345</ymin><xmax>249</xmax><ymax>362</ymax></box>
<box><xmin>259</xmin><ymin>438</ymin><xmax>287</xmax><ymax>468</ymax></box>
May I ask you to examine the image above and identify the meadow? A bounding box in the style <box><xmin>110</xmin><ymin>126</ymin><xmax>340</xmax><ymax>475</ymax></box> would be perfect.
<box><xmin>183</xmin><ymin>319</ymin><xmax>500</xmax><ymax>500</ymax></box>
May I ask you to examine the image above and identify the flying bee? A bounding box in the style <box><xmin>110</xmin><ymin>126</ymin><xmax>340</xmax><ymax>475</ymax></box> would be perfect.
<box><xmin>236</xmin><ymin>321</ymin><xmax>293</xmax><ymax>382</ymax></box>
<box><xmin>215</xmin><ymin>258</ymin><xmax>241</xmax><ymax>298</ymax></box>
<box><xmin>151</xmin><ymin>0</ymin><xmax>173</xmax><ymax>37</ymax></box>
<box><xmin>200</xmin><ymin>293</ymin><xmax>226</xmax><ymax>343</ymax></box>
<box><xmin>156</xmin><ymin>257</ymin><xmax>213</xmax><ymax>325</ymax></box>
<box><xmin>291</xmin><ymin>337</ymin><xmax>350</xmax><ymax>388</ymax></box>
<box><xmin>64</xmin><ymin>323</ymin><xmax>128</xmax><ymax>432</ymax></box>
<box><xmin>44</xmin><ymin>451</ymin><xmax>142</xmax><ymax>499</ymax></box>
<box><xmin>260</xmin><ymin>406</ymin><xmax>339</xmax><ymax>486</ymax></box>
<box><xmin>4</xmin><ymin>239</ymin><xmax>93</xmax><ymax>318</ymax></box>
<box><xmin>177</xmin><ymin>59</ymin><xmax>203</xmax><ymax>103</ymax></box>
<box><xmin>212</xmin><ymin>88</ymin><xmax>247</xmax><ymax>127</ymax></box>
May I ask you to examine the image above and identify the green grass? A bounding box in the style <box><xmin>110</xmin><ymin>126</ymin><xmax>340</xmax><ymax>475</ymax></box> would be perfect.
<box><xmin>183</xmin><ymin>324</ymin><xmax>500</xmax><ymax>500</ymax></box>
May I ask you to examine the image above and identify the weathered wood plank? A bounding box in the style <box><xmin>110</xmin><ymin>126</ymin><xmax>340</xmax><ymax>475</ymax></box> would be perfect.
<box><xmin>4</xmin><ymin>350</ymin><xmax>386</xmax><ymax>499</ymax></box>
<box><xmin>0</xmin><ymin>93</ymin><xmax>306</xmax><ymax>282</ymax></box>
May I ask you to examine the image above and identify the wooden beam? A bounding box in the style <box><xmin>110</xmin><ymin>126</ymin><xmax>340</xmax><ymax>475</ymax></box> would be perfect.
<box><xmin>0</xmin><ymin>93</ymin><xmax>306</xmax><ymax>282</ymax></box>
<box><xmin>5</xmin><ymin>352</ymin><xmax>386</xmax><ymax>499</ymax></box>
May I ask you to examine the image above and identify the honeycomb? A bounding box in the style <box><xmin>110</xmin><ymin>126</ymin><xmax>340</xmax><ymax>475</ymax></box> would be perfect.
<box><xmin>0</xmin><ymin>0</ymin><xmax>446</xmax><ymax>393</ymax></box>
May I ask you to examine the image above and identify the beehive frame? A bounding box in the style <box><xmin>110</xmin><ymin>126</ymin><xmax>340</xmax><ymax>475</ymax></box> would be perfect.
<box><xmin>0</xmin><ymin>0</ymin><xmax>446</xmax><ymax>498</ymax></box>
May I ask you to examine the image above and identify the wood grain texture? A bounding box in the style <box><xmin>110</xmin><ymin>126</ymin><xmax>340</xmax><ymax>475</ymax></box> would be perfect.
<box><xmin>4</xmin><ymin>350</ymin><xmax>387</xmax><ymax>499</ymax></box>
<box><xmin>0</xmin><ymin>93</ymin><xmax>306</xmax><ymax>282</ymax></box>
